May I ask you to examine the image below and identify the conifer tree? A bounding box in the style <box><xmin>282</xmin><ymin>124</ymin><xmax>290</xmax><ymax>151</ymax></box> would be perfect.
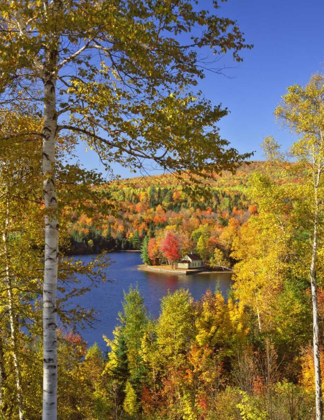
<box><xmin>106</xmin><ymin>286</ymin><xmax>149</xmax><ymax>416</ymax></box>
<box><xmin>141</xmin><ymin>236</ymin><xmax>151</xmax><ymax>265</ymax></box>
<box><xmin>132</xmin><ymin>231</ymin><xmax>141</xmax><ymax>250</ymax></box>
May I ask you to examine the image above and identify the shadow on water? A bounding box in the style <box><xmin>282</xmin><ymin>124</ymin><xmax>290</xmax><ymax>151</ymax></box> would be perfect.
<box><xmin>70</xmin><ymin>252</ymin><xmax>233</xmax><ymax>348</ymax></box>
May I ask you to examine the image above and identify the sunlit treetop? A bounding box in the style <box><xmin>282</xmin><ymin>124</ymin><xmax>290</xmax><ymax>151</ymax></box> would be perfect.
<box><xmin>0</xmin><ymin>0</ymin><xmax>252</xmax><ymax>182</ymax></box>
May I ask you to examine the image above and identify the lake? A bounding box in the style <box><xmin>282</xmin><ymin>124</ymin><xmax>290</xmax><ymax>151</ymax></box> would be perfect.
<box><xmin>70</xmin><ymin>252</ymin><xmax>232</xmax><ymax>349</ymax></box>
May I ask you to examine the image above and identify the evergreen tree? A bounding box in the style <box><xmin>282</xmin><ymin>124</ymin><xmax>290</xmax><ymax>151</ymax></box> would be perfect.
<box><xmin>105</xmin><ymin>327</ymin><xmax>129</xmax><ymax>414</ymax></box>
<box><xmin>132</xmin><ymin>231</ymin><xmax>141</xmax><ymax>250</ymax></box>
<box><xmin>119</xmin><ymin>286</ymin><xmax>149</xmax><ymax>385</ymax></box>
<box><xmin>141</xmin><ymin>236</ymin><xmax>151</xmax><ymax>265</ymax></box>
<box><xmin>157</xmin><ymin>188</ymin><xmax>162</xmax><ymax>205</ymax></box>
<box><xmin>148</xmin><ymin>186</ymin><xmax>157</xmax><ymax>208</ymax></box>
<box><xmin>106</xmin><ymin>286</ymin><xmax>149</xmax><ymax>415</ymax></box>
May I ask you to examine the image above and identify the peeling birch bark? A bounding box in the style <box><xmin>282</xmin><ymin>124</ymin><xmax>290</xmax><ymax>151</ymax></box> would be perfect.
<box><xmin>42</xmin><ymin>50</ymin><xmax>59</xmax><ymax>420</ymax></box>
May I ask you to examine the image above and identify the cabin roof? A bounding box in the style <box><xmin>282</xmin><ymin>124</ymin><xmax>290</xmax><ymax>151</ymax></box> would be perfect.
<box><xmin>186</xmin><ymin>253</ymin><xmax>202</xmax><ymax>261</ymax></box>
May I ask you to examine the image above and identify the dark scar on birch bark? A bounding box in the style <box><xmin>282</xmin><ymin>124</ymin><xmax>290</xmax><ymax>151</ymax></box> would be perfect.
<box><xmin>43</xmin><ymin>127</ymin><xmax>52</xmax><ymax>140</ymax></box>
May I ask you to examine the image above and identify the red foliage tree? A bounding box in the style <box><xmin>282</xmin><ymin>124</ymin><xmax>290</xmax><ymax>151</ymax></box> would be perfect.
<box><xmin>160</xmin><ymin>231</ymin><xmax>181</xmax><ymax>267</ymax></box>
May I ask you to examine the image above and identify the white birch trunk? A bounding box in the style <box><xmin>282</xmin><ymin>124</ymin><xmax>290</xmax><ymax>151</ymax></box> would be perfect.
<box><xmin>253</xmin><ymin>272</ymin><xmax>262</xmax><ymax>333</ymax></box>
<box><xmin>6</xmin><ymin>271</ymin><xmax>25</xmax><ymax>420</ymax></box>
<box><xmin>310</xmin><ymin>181</ymin><xmax>323</xmax><ymax>420</ymax></box>
<box><xmin>254</xmin><ymin>292</ymin><xmax>262</xmax><ymax>333</ymax></box>
<box><xmin>3</xmin><ymin>199</ymin><xmax>25</xmax><ymax>419</ymax></box>
<box><xmin>42</xmin><ymin>49</ymin><xmax>59</xmax><ymax>419</ymax></box>
<box><xmin>0</xmin><ymin>336</ymin><xmax>6</xmax><ymax>414</ymax></box>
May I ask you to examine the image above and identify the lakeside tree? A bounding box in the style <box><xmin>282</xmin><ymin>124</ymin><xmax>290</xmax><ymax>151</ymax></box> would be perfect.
<box><xmin>0</xmin><ymin>109</ymin><xmax>113</xmax><ymax>417</ymax></box>
<box><xmin>0</xmin><ymin>113</ymin><xmax>43</xmax><ymax>420</ymax></box>
<box><xmin>141</xmin><ymin>236</ymin><xmax>151</xmax><ymax>265</ymax></box>
<box><xmin>0</xmin><ymin>1</ymin><xmax>252</xmax><ymax>417</ymax></box>
<box><xmin>160</xmin><ymin>231</ymin><xmax>182</xmax><ymax>267</ymax></box>
<box><xmin>147</xmin><ymin>237</ymin><xmax>160</xmax><ymax>265</ymax></box>
<box><xmin>275</xmin><ymin>74</ymin><xmax>324</xmax><ymax>420</ymax></box>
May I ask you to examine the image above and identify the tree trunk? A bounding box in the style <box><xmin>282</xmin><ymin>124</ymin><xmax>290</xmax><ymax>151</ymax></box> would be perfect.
<box><xmin>0</xmin><ymin>336</ymin><xmax>7</xmax><ymax>415</ymax></box>
<box><xmin>254</xmin><ymin>291</ymin><xmax>262</xmax><ymax>333</ymax></box>
<box><xmin>3</xmin><ymin>199</ymin><xmax>25</xmax><ymax>420</ymax></box>
<box><xmin>42</xmin><ymin>49</ymin><xmax>59</xmax><ymax>420</ymax></box>
<box><xmin>310</xmin><ymin>206</ymin><xmax>323</xmax><ymax>420</ymax></box>
<box><xmin>253</xmin><ymin>271</ymin><xmax>262</xmax><ymax>333</ymax></box>
<box><xmin>311</xmin><ymin>275</ymin><xmax>323</xmax><ymax>420</ymax></box>
<box><xmin>6</xmin><ymin>272</ymin><xmax>25</xmax><ymax>420</ymax></box>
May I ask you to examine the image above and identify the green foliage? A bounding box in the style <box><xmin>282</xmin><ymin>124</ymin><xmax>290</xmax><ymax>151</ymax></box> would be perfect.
<box><xmin>237</xmin><ymin>392</ymin><xmax>270</xmax><ymax>420</ymax></box>
<box><xmin>131</xmin><ymin>231</ymin><xmax>141</xmax><ymax>250</ymax></box>
<box><xmin>196</xmin><ymin>234</ymin><xmax>209</xmax><ymax>260</ymax></box>
<box><xmin>272</xmin><ymin>279</ymin><xmax>311</xmax><ymax>353</ymax></box>
<box><xmin>0</xmin><ymin>0</ymin><xmax>252</xmax><ymax>187</ymax></box>
<box><xmin>141</xmin><ymin>236</ymin><xmax>151</xmax><ymax>265</ymax></box>
<box><xmin>105</xmin><ymin>286</ymin><xmax>149</xmax><ymax>416</ymax></box>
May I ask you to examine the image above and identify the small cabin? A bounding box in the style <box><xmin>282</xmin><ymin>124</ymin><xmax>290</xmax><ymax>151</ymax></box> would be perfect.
<box><xmin>177</xmin><ymin>253</ymin><xmax>204</xmax><ymax>269</ymax></box>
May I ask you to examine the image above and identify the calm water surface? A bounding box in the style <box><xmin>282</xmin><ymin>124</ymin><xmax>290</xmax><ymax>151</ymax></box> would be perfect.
<box><xmin>71</xmin><ymin>252</ymin><xmax>232</xmax><ymax>349</ymax></box>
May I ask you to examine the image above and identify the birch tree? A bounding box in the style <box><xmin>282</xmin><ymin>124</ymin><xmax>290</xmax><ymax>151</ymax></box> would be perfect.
<box><xmin>0</xmin><ymin>113</ymin><xmax>43</xmax><ymax>419</ymax></box>
<box><xmin>0</xmin><ymin>1</ymin><xmax>252</xmax><ymax>418</ymax></box>
<box><xmin>0</xmin><ymin>110</ymin><xmax>111</xmax><ymax>417</ymax></box>
<box><xmin>275</xmin><ymin>74</ymin><xmax>324</xmax><ymax>420</ymax></box>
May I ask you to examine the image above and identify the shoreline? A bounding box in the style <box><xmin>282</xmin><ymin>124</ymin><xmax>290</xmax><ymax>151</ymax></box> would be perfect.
<box><xmin>137</xmin><ymin>264</ymin><xmax>232</xmax><ymax>276</ymax></box>
<box><xmin>65</xmin><ymin>249</ymin><xmax>141</xmax><ymax>256</ymax></box>
<box><xmin>114</xmin><ymin>249</ymin><xmax>141</xmax><ymax>253</ymax></box>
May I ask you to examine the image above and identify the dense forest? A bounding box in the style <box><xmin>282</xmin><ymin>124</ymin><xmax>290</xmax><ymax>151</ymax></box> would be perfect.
<box><xmin>68</xmin><ymin>162</ymin><xmax>266</xmax><ymax>263</ymax></box>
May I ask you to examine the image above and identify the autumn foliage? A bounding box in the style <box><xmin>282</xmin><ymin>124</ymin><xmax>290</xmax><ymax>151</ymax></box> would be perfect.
<box><xmin>160</xmin><ymin>231</ymin><xmax>181</xmax><ymax>265</ymax></box>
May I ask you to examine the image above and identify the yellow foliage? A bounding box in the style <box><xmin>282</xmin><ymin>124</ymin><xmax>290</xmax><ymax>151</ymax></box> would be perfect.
<box><xmin>123</xmin><ymin>381</ymin><xmax>139</xmax><ymax>415</ymax></box>
<box><xmin>300</xmin><ymin>346</ymin><xmax>324</xmax><ymax>393</ymax></box>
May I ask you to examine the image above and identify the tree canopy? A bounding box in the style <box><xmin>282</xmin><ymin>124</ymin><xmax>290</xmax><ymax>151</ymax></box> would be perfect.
<box><xmin>0</xmin><ymin>0</ymin><xmax>252</xmax><ymax>178</ymax></box>
<box><xmin>0</xmin><ymin>1</ymin><xmax>253</xmax><ymax>418</ymax></box>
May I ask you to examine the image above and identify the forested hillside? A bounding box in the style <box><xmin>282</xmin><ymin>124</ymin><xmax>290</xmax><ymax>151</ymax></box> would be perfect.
<box><xmin>67</xmin><ymin>161</ymin><xmax>299</xmax><ymax>267</ymax></box>
<box><xmin>68</xmin><ymin>162</ymin><xmax>267</xmax><ymax>257</ymax></box>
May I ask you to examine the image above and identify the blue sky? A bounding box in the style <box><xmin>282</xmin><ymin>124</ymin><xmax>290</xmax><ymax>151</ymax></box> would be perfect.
<box><xmin>75</xmin><ymin>0</ymin><xmax>324</xmax><ymax>179</ymax></box>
